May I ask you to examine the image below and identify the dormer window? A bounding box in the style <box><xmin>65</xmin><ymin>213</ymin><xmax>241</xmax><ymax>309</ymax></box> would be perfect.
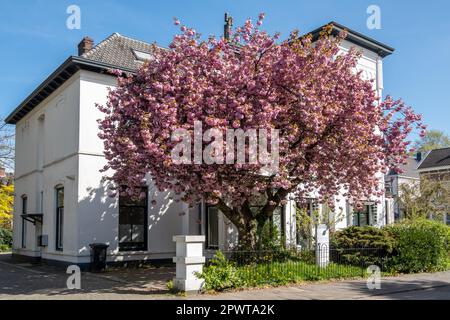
<box><xmin>132</xmin><ymin>50</ymin><xmax>153</xmax><ymax>63</ymax></box>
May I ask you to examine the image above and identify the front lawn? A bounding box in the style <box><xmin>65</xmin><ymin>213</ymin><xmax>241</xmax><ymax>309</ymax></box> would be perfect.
<box><xmin>196</xmin><ymin>251</ymin><xmax>379</xmax><ymax>292</ymax></box>
<box><xmin>234</xmin><ymin>261</ymin><xmax>367</xmax><ymax>287</ymax></box>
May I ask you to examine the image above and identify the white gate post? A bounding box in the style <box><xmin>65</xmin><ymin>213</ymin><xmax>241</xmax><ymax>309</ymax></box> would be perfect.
<box><xmin>172</xmin><ymin>235</ymin><xmax>205</xmax><ymax>292</ymax></box>
<box><xmin>315</xmin><ymin>224</ymin><xmax>330</xmax><ymax>267</ymax></box>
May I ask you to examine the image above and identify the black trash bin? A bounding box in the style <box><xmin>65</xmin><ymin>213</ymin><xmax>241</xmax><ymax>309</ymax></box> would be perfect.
<box><xmin>89</xmin><ymin>243</ymin><xmax>109</xmax><ymax>272</ymax></box>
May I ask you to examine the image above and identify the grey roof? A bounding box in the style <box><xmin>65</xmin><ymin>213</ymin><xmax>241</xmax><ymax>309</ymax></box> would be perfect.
<box><xmin>310</xmin><ymin>22</ymin><xmax>394</xmax><ymax>57</ymax></box>
<box><xmin>418</xmin><ymin>148</ymin><xmax>450</xmax><ymax>170</ymax></box>
<box><xmin>387</xmin><ymin>157</ymin><xmax>420</xmax><ymax>178</ymax></box>
<box><xmin>81</xmin><ymin>33</ymin><xmax>157</xmax><ymax>71</ymax></box>
<box><xmin>5</xmin><ymin>33</ymin><xmax>157</xmax><ymax>124</ymax></box>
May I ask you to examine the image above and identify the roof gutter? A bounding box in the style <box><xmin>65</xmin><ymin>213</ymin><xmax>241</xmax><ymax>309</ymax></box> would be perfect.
<box><xmin>309</xmin><ymin>21</ymin><xmax>395</xmax><ymax>58</ymax></box>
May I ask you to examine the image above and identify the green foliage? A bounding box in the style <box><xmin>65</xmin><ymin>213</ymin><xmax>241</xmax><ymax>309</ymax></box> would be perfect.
<box><xmin>398</xmin><ymin>178</ymin><xmax>450</xmax><ymax>221</ymax></box>
<box><xmin>196</xmin><ymin>251</ymin><xmax>243</xmax><ymax>291</ymax></box>
<box><xmin>258</xmin><ymin>220</ymin><xmax>284</xmax><ymax>250</ymax></box>
<box><xmin>414</xmin><ymin>129</ymin><xmax>450</xmax><ymax>153</ymax></box>
<box><xmin>331</xmin><ymin>226</ymin><xmax>396</xmax><ymax>269</ymax></box>
<box><xmin>386</xmin><ymin>219</ymin><xmax>450</xmax><ymax>273</ymax></box>
<box><xmin>0</xmin><ymin>227</ymin><xmax>12</xmax><ymax>250</ymax></box>
<box><xmin>0</xmin><ymin>183</ymin><xmax>14</xmax><ymax>230</ymax></box>
<box><xmin>331</xmin><ymin>221</ymin><xmax>450</xmax><ymax>274</ymax></box>
<box><xmin>198</xmin><ymin>250</ymin><xmax>368</xmax><ymax>292</ymax></box>
<box><xmin>295</xmin><ymin>206</ymin><xmax>314</xmax><ymax>249</ymax></box>
<box><xmin>331</xmin><ymin>226</ymin><xmax>396</xmax><ymax>251</ymax></box>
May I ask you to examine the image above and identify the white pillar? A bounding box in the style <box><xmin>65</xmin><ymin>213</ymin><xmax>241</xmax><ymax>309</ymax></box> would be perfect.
<box><xmin>315</xmin><ymin>224</ymin><xmax>329</xmax><ymax>267</ymax></box>
<box><xmin>172</xmin><ymin>235</ymin><xmax>205</xmax><ymax>292</ymax></box>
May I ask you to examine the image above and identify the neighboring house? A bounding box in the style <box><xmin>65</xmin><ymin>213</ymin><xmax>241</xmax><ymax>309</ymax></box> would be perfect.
<box><xmin>6</xmin><ymin>22</ymin><xmax>394</xmax><ymax>266</ymax></box>
<box><xmin>417</xmin><ymin>147</ymin><xmax>450</xmax><ymax>225</ymax></box>
<box><xmin>385</xmin><ymin>155</ymin><xmax>421</xmax><ymax>221</ymax></box>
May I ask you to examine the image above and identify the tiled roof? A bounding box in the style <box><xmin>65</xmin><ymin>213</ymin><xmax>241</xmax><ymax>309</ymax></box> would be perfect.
<box><xmin>418</xmin><ymin>148</ymin><xmax>450</xmax><ymax>170</ymax></box>
<box><xmin>81</xmin><ymin>33</ymin><xmax>157</xmax><ymax>71</ymax></box>
<box><xmin>388</xmin><ymin>157</ymin><xmax>420</xmax><ymax>178</ymax></box>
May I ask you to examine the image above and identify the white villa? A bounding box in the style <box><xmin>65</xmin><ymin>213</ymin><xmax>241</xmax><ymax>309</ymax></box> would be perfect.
<box><xmin>6</xmin><ymin>22</ymin><xmax>395</xmax><ymax>267</ymax></box>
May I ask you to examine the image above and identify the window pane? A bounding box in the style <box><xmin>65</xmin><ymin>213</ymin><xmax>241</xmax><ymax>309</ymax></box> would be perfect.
<box><xmin>56</xmin><ymin>188</ymin><xmax>64</xmax><ymax>250</ymax></box>
<box><xmin>57</xmin><ymin>208</ymin><xmax>64</xmax><ymax>249</ymax></box>
<box><xmin>119</xmin><ymin>191</ymin><xmax>147</xmax><ymax>206</ymax></box>
<box><xmin>353</xmin><ymin>213</ymin><xmax>359</xmax><ymax>226</ymax></box>
<box><xmin>57</xmin><ymin>188</ymin><xmax>64</xmax><ymax>208</ymax></box>
<box><xmin>359</xmin><ymin>212</ymin><xmax>368</xmax><ymax>227</ymax></box>
<box><xmin>273</xmin><ymin>207</ymin><xmax>282</xmax><ymax>235</ymax></box>
<box><xmin>118</xmin><ymin>188</ymin><xmax>147</xmax><ymax>251</ymax></box>
<box><xmin>207</xmin><ymin>207</ymin><xmax>219</xmax><ymax>247</ymax></box>
<box><xmin>119</xmin><ymin>224</ymin><xmax>132</xmax><ymax>243</ymax></box>
<box><xmin>22</xmin><ymin>197</ymin><xmax>27</xmax><ymax>214</ymax></box>
<box><xmin>21</xmin><ymin>218</ymin><xmax>27</xmax><ymax>248</ymax></box>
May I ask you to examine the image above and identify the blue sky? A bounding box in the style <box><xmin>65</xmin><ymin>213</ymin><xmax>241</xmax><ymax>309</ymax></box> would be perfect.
<box><xmin>0</xmin><ymin>0</ymin><xmax>449</xmax><ymax>138</ymax></box>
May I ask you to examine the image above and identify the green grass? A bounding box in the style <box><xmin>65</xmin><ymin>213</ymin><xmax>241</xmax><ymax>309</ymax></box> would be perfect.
<box><xmin>0</xmin><ymin>244</ymin><xmax>11</xmax><ymax>252</ymax></box>
<box><xmin>232</xmin><ymin>261</ymin><xmax>368</xmax><ymax>288</ymax></box>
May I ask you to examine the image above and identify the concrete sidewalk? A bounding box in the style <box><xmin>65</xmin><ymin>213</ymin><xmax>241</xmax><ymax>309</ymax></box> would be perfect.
<box><xmin>198</xmin><ymin>271</ymin><xmax>450</xmax><ymax>300</ymax></box>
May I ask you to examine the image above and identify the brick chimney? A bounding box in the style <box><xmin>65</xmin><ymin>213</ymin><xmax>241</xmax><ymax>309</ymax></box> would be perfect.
<box><xmin>78</xmin><ymin>36</ymin><xmax>94</xmax><ymax>56</ymax></box>
<box><xmin>0</xmin><ymin>167</ymin><xmax>5</xmax><ymax>179</ymax></box>
<box><xmin>224</xmin><ymin>13</ymin><xmax>233</xmax><ymax>41</ymax></box>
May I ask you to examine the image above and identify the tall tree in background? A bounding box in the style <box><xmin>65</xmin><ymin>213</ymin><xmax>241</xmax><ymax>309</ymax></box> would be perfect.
<box><xmin>98</xmin><ymin>15</ymin><xmax>424</xmax><ymax>249</ymax></box>
<box><xmin>0</xmin><ymin>119</ymin><xmax>14</xmax><ymax>170</ymax></box>
<box><xmin>414</xmin><ymin>129</ymin><xmax>450</xmax><ymax>153</ymax></box>
<box><xmin>398</xmin><ymin>177</ymin><xmax>450</xmax><ymax>221</ymax></box>
<box><xmin>0</xmin><ymin>183</ymin><xmax>13</xmax><ymax>230</ymax></box>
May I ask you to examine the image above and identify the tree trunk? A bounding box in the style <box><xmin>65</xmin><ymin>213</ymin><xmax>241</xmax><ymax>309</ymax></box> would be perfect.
<box><xmin>236</xmin><ymin>219</ymin><xmax>258</xmax><ymax>250</ymax></box>
<box><xmin>215</xmin><ymin>194</ymin><xmax>284</xmax><ymax>251</ymax></box>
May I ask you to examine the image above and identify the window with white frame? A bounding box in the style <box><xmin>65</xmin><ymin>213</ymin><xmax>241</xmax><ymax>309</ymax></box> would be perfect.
<box><xmin>352</xmin><ymin>203</ymin><xmax>377</xmax><ymax>227</ymax></box>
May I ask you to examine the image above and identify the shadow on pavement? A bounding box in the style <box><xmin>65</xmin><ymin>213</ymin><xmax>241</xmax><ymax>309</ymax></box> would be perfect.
<box><xmin>0</xmin><ymin>253</ymin><xmax>175</xmax><ymax>298</ymax></box>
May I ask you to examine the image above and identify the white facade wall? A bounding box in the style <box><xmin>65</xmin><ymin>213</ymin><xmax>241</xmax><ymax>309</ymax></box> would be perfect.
<box><xmin>13</xmin><ymin>72</ymin><xmax>80</xmax><ymax>260</ymax></box>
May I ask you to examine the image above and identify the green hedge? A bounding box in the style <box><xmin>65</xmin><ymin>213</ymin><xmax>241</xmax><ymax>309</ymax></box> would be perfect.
<box><xmin>331</xmin><ymin>220</ymin><xmax>450</xmax><ymax>273</ymax></box>
<box><xmin>331</xmin><ymin>226</ymin><xmax>396</xmax><ymax>251</ymax></box>
<box><xmin>331</xmin><ymin>226</ymin><xmax>396</xmax><ymax>268</ymax></box>
<box><xmin>0</xmin><ymin>227</ymin><xmax>12</xmax><ymax>251</ymax></box>
<box><xmin>386</xmin><ymin>219</ymin><xmax>450</xmax><ymax>273</ymax></box>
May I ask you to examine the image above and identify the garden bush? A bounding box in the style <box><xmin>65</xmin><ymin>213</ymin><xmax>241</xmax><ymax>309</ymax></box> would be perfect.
<box><xmin>386</xmin><ymin>219</ymin><xmax>450</xmax><ymax>273</ymax></box>
<box><xmin>330</xmin><ymin>226</ymin><xmax>396</xmax><ymax>268</ymax></box>
<box><xmin>197</xmin><ymin>251</ymin><xmax>243</xmax><ymax>291</ymax></box>
<box><xmin>0</xmin><ymin>227</ymin><xmax>12</xmax><ymax>251</ymax></box>
<box><xmin>331</xmin><ymin>226</ymin><xmax>396</xmax><ymax>251</ymax></box>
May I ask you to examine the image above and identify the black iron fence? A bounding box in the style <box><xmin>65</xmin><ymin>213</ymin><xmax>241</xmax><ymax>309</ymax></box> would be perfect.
<box><xmin>209</xmin><ymin>246</ymin><xmax>390</xmax><ymax>285</ymax></box>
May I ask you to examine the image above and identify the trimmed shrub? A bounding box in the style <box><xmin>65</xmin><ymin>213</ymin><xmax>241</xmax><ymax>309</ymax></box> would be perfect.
<box><xmin>331</xmin><ymin>226</ymin><xmax>396</xmax><ymax>251</ymax></box>
<box><xmin>386</xmin><ymin>219</ymin><xmax>450</xmax><ymax>273</ymax></box>
<box><xmin>0</xmin><ymin>227</ymin><xmax>12</xmax><ymax>250</ymax></box>
<box><xmin>331</xmin><ymin>226</ymin><xmax>396</xmax><ymax>268</ymax></box>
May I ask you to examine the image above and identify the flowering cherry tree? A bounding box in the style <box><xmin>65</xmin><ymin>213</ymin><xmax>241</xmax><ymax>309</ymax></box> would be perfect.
<box><xmin>98</xmin><ymin>15</ymin><xmax>424</xmax><ymax>249</ymax></box>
